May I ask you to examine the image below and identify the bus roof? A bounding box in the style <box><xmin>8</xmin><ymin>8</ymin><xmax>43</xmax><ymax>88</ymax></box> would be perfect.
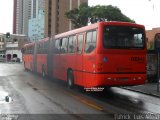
<box><xmin>55</xmin><ymin>22</ymin><xmax>99</xmax><ymax>38</ymax></box>
<box><xmin>23</xmin><ymin>42</ymin><xmax>35</xmax><ymax>47</ymax></box>
<box><xmin>23</xmin><ymin>37</ymin><xmax>49</xmax><ymax>48</ymax></box>
<box><xmin>37</xmin><ymin>37</ymin><xmax>49</xmax><ymax>43</ymax></box>
<box><xmin>102</xmin><ymin>21</ymin><xmax>145</xmax><ymax>28</ymax></box>
<box><xmin>55</xmin><ymin>21</ymin><xmax>145</xmax><ymax>39</ymax></box>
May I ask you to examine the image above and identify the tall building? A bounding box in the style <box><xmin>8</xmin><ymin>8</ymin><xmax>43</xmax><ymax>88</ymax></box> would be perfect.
<box><xmin>0</xmin><ymin>34</ymin><xmax>5</xmax><ymax>54</ymax></box>
<box><xmin>13</xmin><ymin>0</ymin><xmax>32</xmax><ymax>35</ymax></box>
<box><xmin>28</xmin><ymin>0</ymin><xmax>45</xmax><ymax>42</ymax></box>
<box><xmin>22</xmin><ymin>0</ymin><xmax>32</xmax><ymax>35</ymax></box>
<box><xmin>13</xmin><ymin>0</ymin><xmax>17</xmax><ymax>34</ymax></box>
<box><xmin>45</xmin><ymin>0</ymin><xmax>88</xmax><ymax>37</ymax></box>
<box><xmin>28</xmin><ymin>10</ymin><xmax>45</xmax><ymax>42</ymax></box>
<box><xmin>31</xmin><ymin>0</ymin><xmax>37</xmax><ymax>18</ymax></box>
<box><xmin>13</xmin><ymin>0</ymin><xmax>23</xmax><ymax>34</ymax></box>
<box><xmin>13</xmin><ymin>0</ymin><xmax>88</xmax><ymax>38</ymax></box>
<box><xmin>31</xmin><ymin>0</ymin><xmax>45</xmax><ymax>18</ymax></box>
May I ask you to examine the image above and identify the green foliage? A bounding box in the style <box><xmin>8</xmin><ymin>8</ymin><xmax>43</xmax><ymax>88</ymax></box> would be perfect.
<box><xmin>65</xmin><ymin>3</ymin><xmax>135</xmax><ymax>28</ymax></box>
<box><xmin>147</xmin><ymin>42</ymin><xmax>155</xmax><ymax>50</ymax></box>
<box><xmin>65</xmin><ymin>3</ymin><xmax>90</xmax><ymax>28</ymax></box>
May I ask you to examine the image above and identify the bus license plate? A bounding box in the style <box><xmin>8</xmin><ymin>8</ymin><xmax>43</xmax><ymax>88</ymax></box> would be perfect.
<box><xmin>120</xmin><ymin>78</ymin><xmax>128</xmax><ymax>81</ymax></box>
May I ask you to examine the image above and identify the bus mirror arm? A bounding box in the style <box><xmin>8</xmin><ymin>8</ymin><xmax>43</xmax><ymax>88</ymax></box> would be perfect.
<box><xmin>76</xmin><ymin>47</ymin><xmax>79</xmax><ymax>52</ymax></box>
<box><xmin>21</xmin><ymin>48</ymin><xmax>24</xmax><ymax>53</ymax></box>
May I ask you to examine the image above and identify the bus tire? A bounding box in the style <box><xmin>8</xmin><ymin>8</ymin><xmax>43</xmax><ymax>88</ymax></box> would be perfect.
<box><xmin>42</xmin><ymin>64</ymin><xmax>46</xmax><ymax>78</ymax></box>
<box><xmin>42</xmin><ymin>70</ymin><xmax>45</xmax><ymax>78</ymax></box>
<box><xmin>67</xmin><ymin>70</ymin><xmax>74</xmax><ymax>89</ymax></box>
<box><xmin>30</xmin><ymin>63</ymin><xmax>33</xmax><ymax>72</ymax></box>
<box><xmin>24</xmin><ymin>62</ymin><xmax>27</xmax><ymax>70</ymax></box>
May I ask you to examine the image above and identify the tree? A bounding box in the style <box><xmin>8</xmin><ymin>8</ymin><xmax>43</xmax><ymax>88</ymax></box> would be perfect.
<box><xmin>65</xmin><ymin>3</ymin><xmax>135</xmax><ymax>28</ymax></box>
<box><xmin>65</xmin><ymin>3</ymin><xmax>90</xmax><ymax>28</ymax></box>
<box><xmin>90</xmin><ymin>5</ymin><xmax>135</xmax><ymax>23</ymax></box>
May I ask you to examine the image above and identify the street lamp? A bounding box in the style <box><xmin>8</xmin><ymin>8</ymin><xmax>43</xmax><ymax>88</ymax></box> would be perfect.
<box><xmin>148</xmin><ymin>0</ymin><xmax>154</xmax><ymax>11</ymax></box>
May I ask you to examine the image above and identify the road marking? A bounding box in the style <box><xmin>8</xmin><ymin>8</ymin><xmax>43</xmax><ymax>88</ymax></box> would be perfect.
<box><xmin>81</xmin><ymin>99</ymin><xmax>103</xmax><ymax>111</ymax></box>
<box><xmin>64</xmin><ymin>91</ymin><xmax>103</xmax><ymax>111</ymax></box>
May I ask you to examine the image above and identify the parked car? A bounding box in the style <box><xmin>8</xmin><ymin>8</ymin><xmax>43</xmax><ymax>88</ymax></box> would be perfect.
<box><xmin>12</xmin><ymin>57</ymin><xmax>20</xmax><ymax>62</ymax></box>
<box><xmin>0</xmin><ymin>54</ymin><xmax>5</xmax><ymax>62</ymax></box>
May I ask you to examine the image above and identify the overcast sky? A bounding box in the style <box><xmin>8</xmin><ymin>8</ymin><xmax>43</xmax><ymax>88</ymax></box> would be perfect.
<box><xmin>89</xmin><ymin>0</ymin><xmax>160</xmax><ymax>30</ymax></box>
<box><xmin>0</xmin><ymin>0</ymin><xmax>13</xmax><ymax>34</ymax></box>
<box><xmin>0</xmin><ymin>0</ymin><xmax>159</xmax><ymax>34</ymax></box>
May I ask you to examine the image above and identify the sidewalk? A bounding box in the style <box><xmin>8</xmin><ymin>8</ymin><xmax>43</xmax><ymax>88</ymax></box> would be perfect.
<box><xmin>123</xmin><ymin>83</ymin><xmax>160</xmax><ymax>98</ymax></box>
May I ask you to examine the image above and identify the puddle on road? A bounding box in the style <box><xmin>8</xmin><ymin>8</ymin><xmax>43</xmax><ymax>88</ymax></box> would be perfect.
<box><xmin>0</xmin><ymin>91</ymin><xmax>12</xmax><ymax>103</ymax></box>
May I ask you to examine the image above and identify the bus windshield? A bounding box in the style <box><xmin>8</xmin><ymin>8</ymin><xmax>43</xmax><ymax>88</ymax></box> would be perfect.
<box><xmin>103</xmin><ymin>26</ymin><xmax>145</xmax><ymax>49</ymax></box>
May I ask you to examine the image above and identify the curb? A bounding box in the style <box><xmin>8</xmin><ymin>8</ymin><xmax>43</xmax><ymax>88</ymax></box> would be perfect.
<box><xmin>122</xmin><ymin>87</ymin><xmax>160</xmax><ymax>98</ymax></box>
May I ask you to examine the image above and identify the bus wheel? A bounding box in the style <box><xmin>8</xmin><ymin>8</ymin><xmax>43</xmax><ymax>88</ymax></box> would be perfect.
<box><xmin>67</xmin><ymin>70</ymin><xmax>74</xmax><ymax>89</ymax></box>
<box><xmin>42</xmin><ymin>70</ymin><xmax>45</xmax><ymax>78</ymax></box>
<box><xmin>42</xmin><ymin>65</ymin><xmax>46</xmax><ymax>78</ymax></box>
<box><xmin>30</xmin><ymin>63</ymin><xmax>33</xmax><ymax>72</ymax></box>
<box><xmin>24</xmin><ymin>62</ymin><xmax>27</xmax><ymax>70</ymax></box>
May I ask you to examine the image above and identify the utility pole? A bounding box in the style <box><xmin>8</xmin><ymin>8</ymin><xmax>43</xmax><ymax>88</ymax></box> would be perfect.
<box><xmin>6</xmin><ymin>32</ymin><xmax>11</xmax><ymax>62</ymax></box>
<box><xmin>148</xmin><ymin>0</ymin><xmax>155</xmax><ymax>11</ymax></box>
<box><xmin>155</xmin><ymin>33</ymin><xmax>160</xmax><ymax>92</ymax></box>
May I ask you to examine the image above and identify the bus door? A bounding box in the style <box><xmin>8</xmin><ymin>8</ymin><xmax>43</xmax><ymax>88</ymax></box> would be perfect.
<box><xmin>83</xmin><ymin>30</ymin><xmax>97</xmax><ymax>87</ymax></box>
<box><xmin>33</xmin><ymin>43</ymin><xmax>37</xmax><ymax>72</ymax></box>
<box><xmin>75</xmin><ymin>34</ymin><xmax>84</xmax><ymax>86</ymax></box>
<box><xmin>53</xmin><ymin>39</ymin><xmax>61</xmax><ymax>79</ymax></box>
<box><xmin>60</xmin><ymin>37</ymin><xmax>69</xmax><ymax>81</ymax></box>
<box><xmin>47</xmin><ymin>38</ymin><xmax>53</xmax><ymax>77</ymax></box>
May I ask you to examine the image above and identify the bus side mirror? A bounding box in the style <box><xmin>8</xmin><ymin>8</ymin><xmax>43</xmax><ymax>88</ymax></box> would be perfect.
<box><xmin>21</xmin><ymin>48</ymin><xmax>24</xmax><ymax>53</ymax></box>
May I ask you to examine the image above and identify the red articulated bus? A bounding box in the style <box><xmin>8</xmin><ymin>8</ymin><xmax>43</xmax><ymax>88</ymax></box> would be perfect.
<box><xmin>23</xmin><ymin>42</ymin><xmax>35</xmax><ymax>71</ymax></box>
<box><xmin>36</xmin><ymin>37</ymin><xmax>49</xmax><ymax>77</ymax></box>
<box><xmin>23</xmin><ymin>22</ymin><xmax>147</xmax><ymax>88</ymax></box>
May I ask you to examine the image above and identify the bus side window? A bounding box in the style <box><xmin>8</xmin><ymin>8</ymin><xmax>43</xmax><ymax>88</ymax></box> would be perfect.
<box><xmin>40</xmin><ymin>43</ymin><xmax>43</xmax><ymax>54</ymax></box>
<box><xmin>54</xmin><ymin>40</ymin><xmax>60</xmax><ymax>54</ymax></box>
<box><xmin>29</xmin><ymin>47</ymin><xmax>31</xmax><ymax>54</ymax></box>
<box><xmin>21</xmin><ymin>48</ymin><xmax>25</xmax><ymax>54</ymax></box>
<box><xmin>39</xmin><ymin>43</ymin><xmax>42</xmax><ymax>54</ymax></box>
<box><xmin>77</xmin><ymin>34</ymin><xmax>83</xmax><ymax>54</ymax></box>
<box><xmin>31</xmin><ymin>45</ymin><xmax>34</xmax><ymax>54</ymax></box>
<box><xmin>38</xmin><ymin>43</ymin><xmax>40</xmax><ymax>54</ymax></box>
<box><xmin>25</xmin><ymin>48</ymin><xmax>27</xmax><ymax>54</ymax></box>
<box><xmin>43</xmin><ymin>42</ymin><xmax>48</xmax><ymax>54</ymax></box>
<box><xmin>68</xmin><ymin>35</ymin><xmax>76</xmax><ymax>53</ymax></box>
<box><xmin>61</xmin><ymin>37</ymin><xmax>68</xmax><ymax>53</ymax></box>
<box><xmin>85</xmin><ymin>30</ymin><xmax>97</xmax><ymax>53</ymax></box>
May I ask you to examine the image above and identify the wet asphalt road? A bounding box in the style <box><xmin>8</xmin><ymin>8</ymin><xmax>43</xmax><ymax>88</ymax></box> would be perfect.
<box><xmin>0</xmin><ymin>63</ymin><xmax>160</xmax><ymax>120</ymax></box>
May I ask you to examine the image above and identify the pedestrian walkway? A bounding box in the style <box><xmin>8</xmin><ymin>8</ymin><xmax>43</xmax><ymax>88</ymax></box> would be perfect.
<box><xmin>123</xmin><ymin>83</ymin><xmax>160</xmax><ymax>98</ymax></box>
